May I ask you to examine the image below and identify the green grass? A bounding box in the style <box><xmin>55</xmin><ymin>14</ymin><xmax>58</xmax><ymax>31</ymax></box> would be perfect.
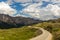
<box><xmin>32</xmin><ymin>22</ymin><xmax>60</xmax><ymax>40</ymax></box>
<box><xmin>0</xmin><ymin>26</ymin><xmax>40</xmax><ymax>40</ymax></box>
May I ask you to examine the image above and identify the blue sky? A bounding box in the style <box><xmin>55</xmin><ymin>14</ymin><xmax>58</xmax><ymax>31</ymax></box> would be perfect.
<box><xmin>0</xmin><ymin>0</ymin><xmax>7</xmax><ymax>2</ymax></box>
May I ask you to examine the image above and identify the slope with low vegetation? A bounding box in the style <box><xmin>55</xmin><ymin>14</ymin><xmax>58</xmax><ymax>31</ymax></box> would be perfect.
<box><xmin>31</xmin><ymin>18</ymin><xmax>60</xmax><ymax>40</ymax></box>
<box><xmin>0</xmin><ymin>26</ymin><xmax>42</xmax><ymax>40</ymax></box>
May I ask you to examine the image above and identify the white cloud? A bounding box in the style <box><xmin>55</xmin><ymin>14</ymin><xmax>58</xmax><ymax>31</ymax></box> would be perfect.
<box><xmin>21</xmin><ymin>2</ymin><xmax>60</xmax><ymax>20</ymax></box>
<box><xmin>51</xmin><ymin>0</ymin><xmax>60</xmax><ymax>3</ymax></box>
<box><xmin>44</xmin><ymin>4</ymin><xmax>60</xmax><ymax>16</ymax></box>
<box><xmin>20</xmin><ymin>3</ymin><xmax>31</xmax><ymax>6</ymax></box>
<box><xmin>13</xmin><ymin>0</ymin><xmax>50</xmax><ymax>3</ymax></box>
<box><xmin>6</xmin><ymin>0</ymin><xmax>60</xmax><ymax>6</ymax></box>
<box><xmin>6</xmin><ymin>0</ymin><xmax>49</xmax><ymax>4</ymax></box>
<box><xmin>14</xmin><ymin>0</ymin><xmax>32</xmax><ymax>3</ymax></box>
<box><xmin>6</xmin><ymin>0</ymin><xmax>13</xmax><ymax>5</ymax></box>
<box><xmin>0</xmin><ymin>2</ymin><xmax>16</xmax><ymax>16</ymax></box>
<box><xmin>5</xmin><ymin>0</ymin><xmax>60</xmax><ymax>20</ymax></box>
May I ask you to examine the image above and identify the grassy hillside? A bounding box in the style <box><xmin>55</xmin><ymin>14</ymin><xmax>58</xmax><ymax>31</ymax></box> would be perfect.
<box><xmin>0</xmin><ymin>18</ymin><xmax>60</xmax><ymax>40</ymax></box>
<box><xmin>32</xmin><ymin>21</ymin><xmax>60</xmax><ymax>40</ymax></box>
<box><xmin>0</xmin><ymin>26</ymin><xmax>42</xmax><ymax>40</ymax></box>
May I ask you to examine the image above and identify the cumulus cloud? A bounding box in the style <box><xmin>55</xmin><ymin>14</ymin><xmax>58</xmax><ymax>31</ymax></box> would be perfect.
<box><xmin>21</xmin><ymin>2</ymin><xmax>60</xmax><ymax>20</ymax></box>
<box><xmin>14</xmin><ymin>0</ymin><xmax>32</xmax><ymax>3</ymax></box>
<box><xmin>51</xmin><ymin>0</ymin><xmax>60</xmax><ymax>3</ymax></box>
<box><xmin>6</xmin><ymin>0</ymin><xmax>13</xmax><ymax>5</ymax></box>
<box><xmin>47</xmin><ymin>4</ymin><xmax>60</xmax><ymax>16</ymax></box>
<box><xmin>0</xmin><ymin>2</ymin><xmax>16</xmax><ymax>16</ymax></box>
<box><xmin>13</xmin><ymin>0</ymin><xmax>50</xmax><ymax>3</ymax></box>
<box><xmin>20</xmin><ymin>3</ymin><xmax>31</xmax><ymax>7</ymax></box>
<box><xmin>6</xmin><ymin>0</ymin><xmax>32</xmax><ymax>4</ymax></box>
<box><xmin>5</xmin><ymin>0</ymin><xmax>60</xmax><ymax>20</ymax></box>
<box><xmin>6</xmin><ymin>0</ymin><xmax>60</xmax><ymax>6</ymax></box>
<box><xmin>6</xmin><ymin>0</ymin><xmax>50</xmax><ymax>4</ymax></box>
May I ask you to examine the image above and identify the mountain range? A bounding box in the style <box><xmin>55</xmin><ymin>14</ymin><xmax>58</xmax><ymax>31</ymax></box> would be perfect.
<box><xmin>0</xmin><ymin>14</ymin><xmax>42</xmax><ymax>29</ymax></box>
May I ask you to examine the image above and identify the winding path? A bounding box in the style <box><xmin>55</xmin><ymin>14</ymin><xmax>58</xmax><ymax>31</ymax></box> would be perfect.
<box><xmin>29</xmin><ymin>27</ymin><xmax>53</xmax><ymax>40</ymax></box>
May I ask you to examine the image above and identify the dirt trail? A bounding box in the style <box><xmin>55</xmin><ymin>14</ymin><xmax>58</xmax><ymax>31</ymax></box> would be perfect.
<box><xmin>29</xmin><ymin>27</ymin><xmax>53</xmax><ymax>40</ymax></box>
